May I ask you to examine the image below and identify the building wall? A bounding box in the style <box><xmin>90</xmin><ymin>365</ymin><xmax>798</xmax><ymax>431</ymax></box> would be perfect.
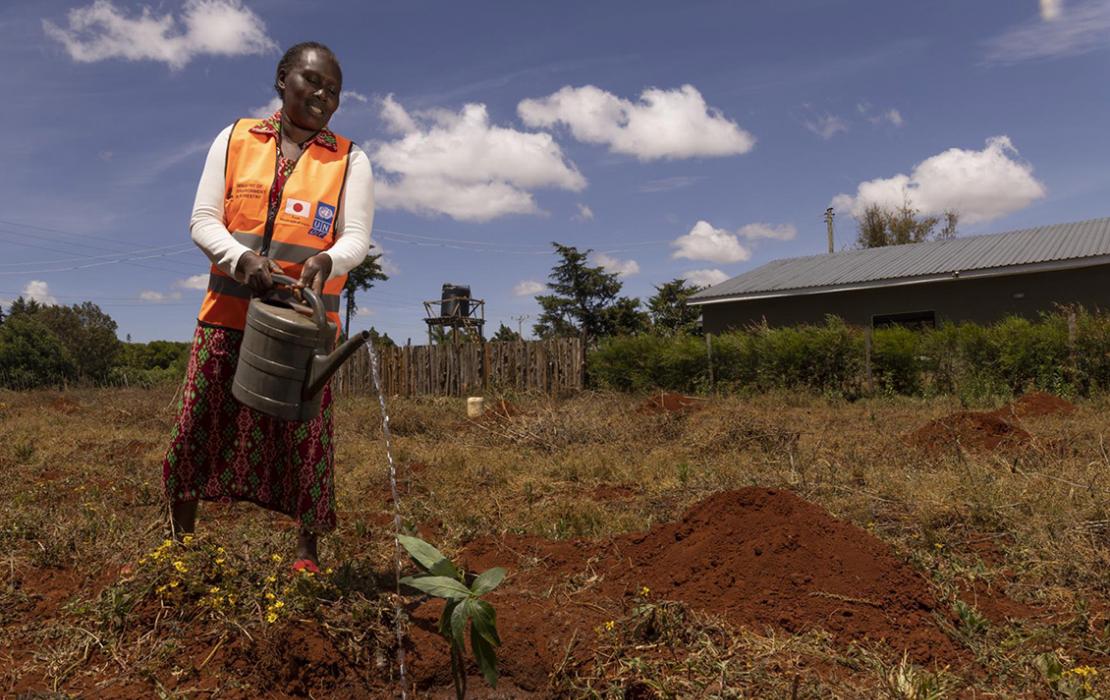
<box><xmin>699</xmin><ymin>263</ymin><xmax>1110</xmax><ymax>333</ymax></box>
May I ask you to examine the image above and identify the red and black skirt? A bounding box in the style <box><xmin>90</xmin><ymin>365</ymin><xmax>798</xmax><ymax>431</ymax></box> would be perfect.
<box><xmin>162</xmin><ymin>323</ymin><xmax>337</xmax><ymax>533</ymax></box>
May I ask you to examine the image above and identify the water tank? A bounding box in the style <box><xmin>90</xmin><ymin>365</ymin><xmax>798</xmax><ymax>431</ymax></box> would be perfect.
<box><xmin>440</xmin><ymin>284</ymin><xmax>471</xmax><ymax>318</ymax></box>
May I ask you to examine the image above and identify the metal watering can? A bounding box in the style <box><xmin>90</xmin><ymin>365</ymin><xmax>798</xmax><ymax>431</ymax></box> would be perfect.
<box><xmin>232</xmin><ymin>275</ymin><xmax>369</xmax><ymax>421</ymax></box>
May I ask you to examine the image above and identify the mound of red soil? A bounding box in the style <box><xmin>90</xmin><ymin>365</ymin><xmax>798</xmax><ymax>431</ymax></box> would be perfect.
<box><xmin>908</xmin><ymin>410</ymin><xmax>1031</xmax><ymax>452</ymax></box>
<box><xmin>1007</xmin><ymin>391</ymin><xmax>1076</xmax><ymax>418</ymax></box>
<box><xmin>437</xmin><ymin>487</ymin><xmax>962</xmax><ymax>690</ymax></box>
<box><xmin>638</xmin><ymin>391</ymin><xmax>706</xmax><ymax>415</ymax></box>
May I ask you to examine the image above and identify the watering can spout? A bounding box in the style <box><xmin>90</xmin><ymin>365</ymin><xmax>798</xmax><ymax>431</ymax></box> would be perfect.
<box><xmin>303</xmin><ymin>330</ymin><xmax>371</xmax><ymax>401</ymax></box>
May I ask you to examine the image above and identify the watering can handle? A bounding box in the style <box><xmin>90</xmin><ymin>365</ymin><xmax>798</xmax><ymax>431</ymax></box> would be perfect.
<box><xmin>270</xmin><ymin>274</ymin><xmax>327</xmax><ymax>332</ymax></box>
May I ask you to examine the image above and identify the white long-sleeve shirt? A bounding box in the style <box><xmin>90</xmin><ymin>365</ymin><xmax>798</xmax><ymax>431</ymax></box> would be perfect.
<box><xmin>189</xmin><ymin>123</ymin><xmax>374</xmax><ymax>282</ymax></box>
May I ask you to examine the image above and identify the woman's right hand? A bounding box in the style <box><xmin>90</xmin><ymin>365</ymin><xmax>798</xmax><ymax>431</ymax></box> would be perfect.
<box><xmin>236</xmin><ymin>252</ymin><xmax>284</xmax><ymax>294</ymax></box>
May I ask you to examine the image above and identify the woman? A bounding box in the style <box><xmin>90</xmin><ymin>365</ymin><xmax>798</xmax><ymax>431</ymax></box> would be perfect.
<box><xmin>162</xmin><ymin>42</ymin><xmax>373</xmax><ymax>572</ymax></box>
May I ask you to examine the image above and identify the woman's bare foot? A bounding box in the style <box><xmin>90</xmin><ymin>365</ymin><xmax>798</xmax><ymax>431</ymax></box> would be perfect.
<box><xmin>296</xmin><ymin>528</ymin><xmax>318</xmax><ymax>565</ymax></box>
<box><xmin>170</xmin><ymin>500</ymin><xmax>198</xmax><ymax>541</ymax></box>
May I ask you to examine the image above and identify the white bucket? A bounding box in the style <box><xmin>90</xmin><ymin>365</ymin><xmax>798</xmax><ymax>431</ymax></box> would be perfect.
<box><xmin>466</xmin><ymin>396</ymin><xmax>485</xmax><ymax>418</ymax></box>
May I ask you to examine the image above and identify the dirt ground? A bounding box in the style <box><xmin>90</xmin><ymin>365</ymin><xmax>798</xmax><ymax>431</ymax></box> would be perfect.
<box><xmin>0</xmin><ymin>387</ymin><xmax>1106</xmax><ymax>697</ymax></box>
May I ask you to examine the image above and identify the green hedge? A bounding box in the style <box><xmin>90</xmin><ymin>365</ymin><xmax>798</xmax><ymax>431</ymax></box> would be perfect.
<box><xmin>590</xmin><ymin>310</ymin><xmax>1104</xmax><ymax>399</ymax></box>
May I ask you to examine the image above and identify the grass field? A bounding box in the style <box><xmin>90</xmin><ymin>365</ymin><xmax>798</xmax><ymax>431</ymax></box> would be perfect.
<box><xmin>0</xmin><ymin>386</ymin><xmax>1107</xmax><ymax>698</ymax></box>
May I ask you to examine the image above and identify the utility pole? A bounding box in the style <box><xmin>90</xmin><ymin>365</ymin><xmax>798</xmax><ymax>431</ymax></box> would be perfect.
<box><xmin>824</xmin><ymin>207</ymin><xmax>835</xmax><ymax>254</ymax></box>
<box><xmin>511</xmin><ymin>314</ymin><xmax>530</xmax><ymax>339</ymax></box>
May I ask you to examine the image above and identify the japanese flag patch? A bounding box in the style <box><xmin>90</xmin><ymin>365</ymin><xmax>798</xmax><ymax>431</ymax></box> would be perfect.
<box><xmin>284</xmin><ymin>198</ymin><xmax>311</xmax><ymax>217</ymax></box>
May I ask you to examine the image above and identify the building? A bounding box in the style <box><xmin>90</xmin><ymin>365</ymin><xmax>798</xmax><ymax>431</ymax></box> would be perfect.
<box><xmin>688</xmin><ymin>217</ymin><xmax>1110</xmax><ymax>332</ymax></box>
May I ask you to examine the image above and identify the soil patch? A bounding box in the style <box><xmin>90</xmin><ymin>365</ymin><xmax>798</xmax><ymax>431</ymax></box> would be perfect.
<box><xmin>638</xmin><ymin>392</ymin><xmax>706</xmax><ymax>415</ymax></box>
<box><xmin>453</xmin><ymin>487</ymin><xmax>967</xmax><ymax>689</ymax></box>
<box><xmin>907</xmin><ymin>410</ymin><xmax>1032</xmax><ymax>452</ymax></box>
<box><xmin>590</xmin><ymin>483</ymin><xmax>638</xmax><ymax>501</ymax></box>
<box><xmin>1005</xmin><ymin>391</ymin><xmax>1077</xmax><ymax>419</ymax></box>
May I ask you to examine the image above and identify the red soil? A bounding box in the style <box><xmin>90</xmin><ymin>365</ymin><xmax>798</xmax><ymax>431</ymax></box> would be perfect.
<box><xmin>11</xmin><ymin>487</ymin><xmax>1040</xmax><ymax>696</ymax></box>
<box><xmin>434</xmin><ymin>487</ymin><xmax>966</xmax><ymax>690</ymax></box>
<box><xmin>637</xmin><ymin>391</ymin><xmax>706</xmax><ymax>414</ymax></box>
<box><xmin>907</xmin><ymin>392</ymin><xmax>1075</xmax><ymax>453</ymax></box>
<box><xmin>908</xmin><ymin>410</ymin><xmax>1032</xmax><ymax>452</ymax></box>
<box><xmin>1006</xmin><ymin>391</ymin><xmax>1077</xmax><ymax>418</ymax></box>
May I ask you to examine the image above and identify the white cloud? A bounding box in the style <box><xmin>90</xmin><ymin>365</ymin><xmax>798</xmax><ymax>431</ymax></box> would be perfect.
<box><xmin>831</xmin><ymin>136</ymin><xmax>1046</xmax><ymax>225</ymax></box>
<box><xmin>803</xmin><ymin>113</ymin><xmax>848</xmax><ymax>140</ymax></box>
<box><xmin>574</xmin><ymin>203</ymin><xmax>594</xmax><ymax>221</ymax></box>
<box><xmin>738</xmin><ymin>222</ymin><xmax>797</xmax><ymax>241</ymax></box>
<box><xmin>513</xmin><ymin>280</ymin><xmax>545</xmax><ymax>297</ymax></box>
<box><xmin>139</xmin><ymin>290</ymin><xmax>182</xmax><ymax>303</ymax></box>
<box><xmin>857</xmin><ymin>102</ymin><xmax>905</xmax><ymax>128</ymax></box>
<box><xmin>881</xmin><ymin>109</ymin><xmax>905</xmax><ymax>127</ymax></box>
<box><xmin>22</xmin><ymin>281</ymin><xmax>58</xmax><ymax>306</ymax></box>
<box><xmin>985</xmin><ymin>0</ymin><xmax>1110</xmax><ymax>63</ymax></box>
<box><xmin>593</xmin><ymin>253</ymin><xmax>639</xmax><ymax>277</ymax></box>
<box><xmin>43</xmin><ymin>0</ymin><xmax>276</xmax><ymax>71</ymax></box>
<box><xmin>518</xmin><ymin>84</ymin><xmax>755</xmax><ymax>161</ymax></box>
<box><xmin>683</xmin><ymin>269</ymin><xmax>730</xmax><ymax>288</ymax></box>
<box><xmin>176</xmin><ymin>274</ymin><xmax>209</xmax><ymax>290</ymax></box>
<box><xmin>355</xmin><ymin>307</ymin><xmax>375</xmax><ymax>317</ymax></box>
<box><xmin>372</xmin><ymin>95</ymin><xmax>586</xmax><ymax>222</ymax></box>
<box><xmin>251</xmin><ymin>96</ymin><xmax>282</xmax><ymax>118</ymax></box>
<box><xmin>671</xmin><ymin>221</ymin><xmax>752</xmax><ymax>263</ymax></box>
<box><xmin>341</xmin><ymin>90</ymin><xmax>369</xmax><ymax>103</ymax></box>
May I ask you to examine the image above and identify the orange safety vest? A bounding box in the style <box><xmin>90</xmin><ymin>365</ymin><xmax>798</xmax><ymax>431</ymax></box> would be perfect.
<box><xmin>198</xmin><ymin>118</ymin><xmax>353</xmax><ymax>334</ymax></box>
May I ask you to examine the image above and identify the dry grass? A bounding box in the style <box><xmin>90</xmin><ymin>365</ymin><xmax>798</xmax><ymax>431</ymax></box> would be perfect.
<box><xmin>0</xmin><ymin>386</ymin><xmax>1107</xmax><ymax>697</ymax></box>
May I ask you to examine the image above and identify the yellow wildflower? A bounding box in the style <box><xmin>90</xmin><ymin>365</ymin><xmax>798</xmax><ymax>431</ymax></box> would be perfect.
<box><xmin>182</xmin><ymin>535</ymin><xmax>194</xmax><ymax>545</ymax></box>
<box><xmin>265</xmin><ymin>575</ymin><xmax>277</xmax><ymax>584</ymax></box>
<box><xmin>169</xmin><ymin>579</ymin><xmax>180</xmax><ymax>588</ymax></box>
<box><xmin>209</xmin><ymin>586</ymin><xmax>220</xmax><ymax>594</ymax></box>
<box><xmin>604</xmin><ymin>620</ymin><xmax>615</xmax><ymax>631</ymax></box>
<box><xmin>265</xmin><ymin>591</ymin><xmax>276</xmax><ymax>600</ymax></box>
<box><xmin>227</xmin><ymin>594</ymin><xmax>237</xmax><ymax>605</ymax></box>
<box><xmin>324</xmin><ymin>567</ymin><xmax>334</xmax><ymax>575</ymax></box>
<box><xmin>266</xmin><ymin>611</ymin><xmax>278</xmax><ymax>624</ymax></box>
<box><xmin>640</xmin><ymin>586</ymin><xmax>650</xmax><ymax>596</ymax></box>
<box><xmin>272</xmin><ymin>600</ymin><xmax>284</xmax><ymax>609</ymax></box>
<box><xmin>155</xmin><ymin>584</ymin><xmax>167</xmax><ymax>594</ymax></box>
<box><xmin>173</xmin><ymin>560</ymin><xmax>188</xmax><ymax>573</ymax></box>
<box><xmin>271</xmin><ymin>554</ymin><xmax>283</xmax><ymax>563</ymax></box>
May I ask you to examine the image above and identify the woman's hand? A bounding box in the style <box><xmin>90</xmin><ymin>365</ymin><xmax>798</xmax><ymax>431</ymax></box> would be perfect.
<box><xmin>299</xmin><ymin>253</ymin><xmax>333</xmax><ymax>296</ymax></box>
<box><xmin>236</xmin><ymin>252</ymin><xmax>283</xmax><ymax>294</ymax></box>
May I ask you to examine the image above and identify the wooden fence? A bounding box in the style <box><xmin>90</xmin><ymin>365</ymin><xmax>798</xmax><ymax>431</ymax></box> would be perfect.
<box><xmin>332</xmin><ymin>337</ymin><xmax>585</xmax><ymax>397</ymax></box>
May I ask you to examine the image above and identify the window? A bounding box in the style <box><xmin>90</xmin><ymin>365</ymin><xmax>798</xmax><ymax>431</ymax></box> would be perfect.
<box><xmin>872</xmin><ymin>310</ymin><xmax>936</xmax><ymax>329</ymax></box>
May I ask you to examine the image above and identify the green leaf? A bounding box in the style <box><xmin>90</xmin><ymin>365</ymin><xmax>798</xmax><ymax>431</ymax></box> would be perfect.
<box><xmin>397</xmin><ymin>535</ymin><xmax>460</xmax><ymax>579</ymax></box>
<box><xmin>438</xmin><ymin>600</ymin><xmax>459</xmax><ymax>638</ymax></box>
<box><xmin>471</xmin><ymin>619</ymin><xmax>499</xmax><ymax>688</ymax></box>
<box><xmin>469</xmin><ymin>567</ymin><xmax>506</xmax><ymax>596</ymax></box>
<box><xmin>450</xmin><ymin>598</ymin><xmax>474</xmax><ymax>651</ymax></box>
<box><xmin>399</xmin><ymin>575</ymin><xmax>471</xmax><ymax>600</ymax></box>
<box><xmin>471</xmin><ymin>599</ymin><xmax>501</xmax><ymax>647</ymax></box>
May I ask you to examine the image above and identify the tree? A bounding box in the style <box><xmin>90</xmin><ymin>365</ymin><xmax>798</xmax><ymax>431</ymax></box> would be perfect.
<box><xmin>491</xmin><ymin>323</ymin><xmax>522</xmax><ymax>342</ymax></box>
<box><xmin>855</xmin><ymin>202</ymin><xmax>959</xmax><ymax>248</ymax></box>
<box><xmin>604</xmin><ymin>296</ymin><xmax>650</xmax><ymax>336</ymax></box>
<box><xmin>36</xmin><ymin>302</ymin><xmax>121</xmax><ymax>382</ymax></box>
<box><xmin>648</xmin><ymin>278</ymin><xmax>703</xmax><ymax>336</ymax></box>
<box><xmin>0</xmin><ymin>314</ymin><xmax>77</xmax><ymax>388</ymax></box>
<box><xmin>366</xmin><ymin>327</ymin><xmax>395</xmax><ymax>347</ymax></box>
<box><xmin>533</xmin><ymin>243</ymin><xmax>642</xmax><ymax>342</ymax></box>
<box><xmin>342</xmin><ymin>253</ymin><xmax>388</xmax><ymax>336</ymax></box>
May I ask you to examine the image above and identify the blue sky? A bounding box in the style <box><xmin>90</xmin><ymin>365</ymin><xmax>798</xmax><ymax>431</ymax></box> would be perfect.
<box><xmin>2</xmin><ymin>0</ymin><xmax>1109</xmax><ymax>342</ymax></box>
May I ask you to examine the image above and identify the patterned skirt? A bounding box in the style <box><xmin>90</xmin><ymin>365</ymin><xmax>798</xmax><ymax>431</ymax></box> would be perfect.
<box><xmin>162</xmin><ymin>324</ymin><xmax>337</xmax><ymax>533</ymax></box>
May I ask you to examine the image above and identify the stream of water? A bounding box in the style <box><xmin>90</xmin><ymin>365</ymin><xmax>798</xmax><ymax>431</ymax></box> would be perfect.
<box><xmin>366</xmin><ymin>344</ymin><xmax>408</xmax><ymax>699</ymax></box>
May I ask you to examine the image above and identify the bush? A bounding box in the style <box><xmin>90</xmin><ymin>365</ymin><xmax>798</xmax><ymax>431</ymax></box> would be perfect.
<box><xmin>0</xmin><ymin>315</ymin><xmax>78</xmax><ymax>389</ymax></box>
<box><xmin>585</xmin><ymin>310</ymin><xmax>1110</xmax><ymax>398</ymax></box>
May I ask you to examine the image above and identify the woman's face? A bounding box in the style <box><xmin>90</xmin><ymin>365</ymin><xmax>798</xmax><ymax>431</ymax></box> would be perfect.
<box><xmin>279</xmin><ymin>48</ymin><xmax>342</xmax><ymax>132</ymax></box>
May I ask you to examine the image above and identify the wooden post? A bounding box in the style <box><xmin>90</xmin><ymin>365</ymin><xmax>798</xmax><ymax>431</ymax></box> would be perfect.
<box><xmin>705</xmin><ymin>332</ymin><xmax>715</xmax><ymax>393</ymax></box>
<box><xmin>1068</xmin><ymin>308</ymin><xmax>1078</xmax><ymax>388</ymax></box>
<box><xmin>864</xmin><ymin>326</ymin><xmax>874</xmax><ymax>394</ymax></box>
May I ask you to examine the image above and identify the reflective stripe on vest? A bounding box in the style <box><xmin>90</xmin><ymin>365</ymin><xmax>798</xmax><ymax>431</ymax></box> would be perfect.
<box><xmin>197</xmin><ymin>118</ymin><xmax>353</xmax><ymax>333</ymax></box>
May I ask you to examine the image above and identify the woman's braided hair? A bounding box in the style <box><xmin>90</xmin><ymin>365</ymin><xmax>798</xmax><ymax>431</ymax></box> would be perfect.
<box><xmin>273</xmin><ymin>41</ymin><xmax>342</xmax><ymax>98</ymax></box>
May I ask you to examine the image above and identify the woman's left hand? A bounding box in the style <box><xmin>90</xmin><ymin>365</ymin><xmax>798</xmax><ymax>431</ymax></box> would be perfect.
<box><xmin>299</xmin><ymin>253</ymin><xmax>333</xmax><ymax>296</ymax></box>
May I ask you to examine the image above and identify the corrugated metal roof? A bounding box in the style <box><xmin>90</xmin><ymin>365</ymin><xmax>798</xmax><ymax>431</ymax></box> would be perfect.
<box><xmin>689</xmin><ymin>217</ymin><xmax>1110</xmax><ymax>303</ymax></box>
